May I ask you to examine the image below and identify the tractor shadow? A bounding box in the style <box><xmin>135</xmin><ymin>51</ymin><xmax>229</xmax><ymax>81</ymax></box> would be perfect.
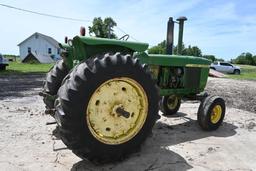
<box><xmin>70</xmin><ymin>112</ymin><xmax>237</xmax><ymax>171</ymax></box>
<box><xmin>71</xmin><ymin>149</ymin><xmax>192</xmax><ymax>171</ymax></box>
<box><xmin>163</xmin><ymin>111</ymin><xmax>188</xmax><ymax>118</ymax></box>
<box><xmin>154</xmin><ymin>112</ymin><xmax>238</xmax><ymax>146</ymax></box>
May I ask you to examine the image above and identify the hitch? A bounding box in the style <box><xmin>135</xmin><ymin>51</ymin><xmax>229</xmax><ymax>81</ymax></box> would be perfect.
<box><xmin>116</xmin><ymin>107</ymin><xmax>130</xmax><ymax>118</ymax></box>
<box><xmin>39</xmin><ymin>91</ymin><xmax>57</xmax><ymax>101</ymax></box>
<box><xmin>39</xmin><ymin>92</ymin><xmax>56</xmax><ymax>100</ymax></box>
<box><xmin>45</xmin><ymin>109</ymin><xmax>56</xmax><ymax>116</ymax></box>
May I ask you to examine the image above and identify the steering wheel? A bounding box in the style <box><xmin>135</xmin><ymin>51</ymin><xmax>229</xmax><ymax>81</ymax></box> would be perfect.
<box><xmin>119</xmin><ymin>34</ymin><xmax>130</xmax><ymax>41</ymax></box>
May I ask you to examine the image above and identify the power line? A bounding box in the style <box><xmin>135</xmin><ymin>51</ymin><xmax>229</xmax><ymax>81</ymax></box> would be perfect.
<box><xmin>0</xmin><ymin>3</ymin><xmax>140</xmax><ymax>42</ymax></box>
<box><xmin>0</xmin><ymin>3</ymin><xmax>90</xmax><ymax>22</ymax></box>
<box><xmin>116</xmin><ymin>26</ymin><xmax>139</xmax><ymax>42</ymax></box>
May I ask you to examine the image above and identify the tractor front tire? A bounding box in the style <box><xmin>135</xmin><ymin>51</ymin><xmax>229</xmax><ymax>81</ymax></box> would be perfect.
<box><xmin>43</xmin><ymin>59</ymin><xmax>69</xmax><ymax>109</ymax></box>
<box><xmin>197</xmin><ymin>95</ymin><xmax>225</xmax><ymax>131</ymax></box>
<box><xmin>55</xmin><ymin>53</ymin><xmax>159</xmax><ymax>162</ymax></box>
<box><xmin>160</xmin><ymin>95</ymin><xmax>181</xmax><ymax>115</ymax></box>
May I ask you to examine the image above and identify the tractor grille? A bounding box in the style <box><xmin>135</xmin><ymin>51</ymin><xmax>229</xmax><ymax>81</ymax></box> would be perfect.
<box><xmin>184</xmin><ymin>67</ymin><xmax>201</xmax><ymax>89</ymax></box>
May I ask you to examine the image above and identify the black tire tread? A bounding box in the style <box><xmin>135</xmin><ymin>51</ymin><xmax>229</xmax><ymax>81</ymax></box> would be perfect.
<box><xmin>197</xmin><ymin>95</ymin><xmax>225</xmax><ymax>131</ymax></box>
<box><xmin>43</xmin><ymin>60</ymin><xmax>69</xmax><ymax>109</ymax></box>
<box><xmin>55</xmin><ymin>53</ymin><xmax>159</xmax><ymax>163</ymax></box>
<box><xmin>160</xmin><ymin>96</ymin><xmax>181</xmax><ymax>115</ymax></box>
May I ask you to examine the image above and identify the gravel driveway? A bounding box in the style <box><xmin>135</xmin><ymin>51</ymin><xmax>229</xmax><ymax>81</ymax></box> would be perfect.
<box><xmin>0</xmin><ymin>74</ymin><xmax>255</xmax><ymax>171</ymax></box>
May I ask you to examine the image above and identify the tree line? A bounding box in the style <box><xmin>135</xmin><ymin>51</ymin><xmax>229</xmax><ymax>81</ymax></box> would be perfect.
<box><xmin>147</xmin><ymin>40</ymin><xmax>224</xmax><ymax>62</ymax></box>
<box><xmin>231</xmin><ymin>52</ymin><xmax>256</xmax><ymax>66</ymax></box>
<box><xmin>148</xmin><ymin>40</ymin><xmax>256</xmax><ymax>66</ymax></box>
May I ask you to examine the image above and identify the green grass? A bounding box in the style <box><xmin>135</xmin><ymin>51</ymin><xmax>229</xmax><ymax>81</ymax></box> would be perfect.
<box><xmin>1</xmin><ymin>61</ymin><xmax>256</xmax><ymax>81</ymax></box>
<box><xmin>228</xmin><ymin>64</ymin><xmax>256</xmax><ymax>80</ymax></box>
<box><xmin>0</xmin><ymin>61</ymin><xmax>54</xmax><ymax>75</ymax></box>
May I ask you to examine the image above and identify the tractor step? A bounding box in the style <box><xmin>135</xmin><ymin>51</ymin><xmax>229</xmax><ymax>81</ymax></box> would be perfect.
<box><xmin>46</xmin><ymin>121</ymin><xmax>57</xmax><ymax>125</ymax></box>
<box><xmin>39</xmin><ymin>91</ymin><xmax>47</xmax><ymax>97</ymax></box>
<box><xmin>39</xmin><ymin>92</ymin><xmax>56</xmax><ymax>100</ymax></box>
<box><xmin>183</xmin><ymin>92</ymin><xmax>209</xmax><ymax>101</ymax></box>
<box><xmin>45</xmin><ymin>109</ymin><xmax>56</xmax><ymax>116</ymax></box>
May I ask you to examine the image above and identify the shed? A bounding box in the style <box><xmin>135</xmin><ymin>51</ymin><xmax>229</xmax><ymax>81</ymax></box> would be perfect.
<box><xmin>22</xmin><ymin>52</ymin><xmax>54</xmax><ymax>63</ymax></box>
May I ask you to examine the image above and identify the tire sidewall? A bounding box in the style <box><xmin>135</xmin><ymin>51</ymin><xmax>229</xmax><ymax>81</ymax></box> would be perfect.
<box><xmin>161</xmin><ymin>95</ymin><xmax>181</xmax><ymax>115</ymax></box>
<box><xmin>199</xmin><ymin>96</ymin><xmax>225</xmax><ymax>130</ymax></box>
<box><xmin>58</xmin><ymin>56</ymin><xmax>159</xmax><ymax>159</ymax></box>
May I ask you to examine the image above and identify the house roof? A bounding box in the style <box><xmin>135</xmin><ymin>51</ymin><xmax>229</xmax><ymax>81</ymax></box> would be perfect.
<box><xmin>22</xmin><ymin>52</ymin><xmax>54</xmax><ymax>63</ymax></box>
<box><xmin>17</xmin><ymin>32</ymin><xmax>59</xmax><ymax>47</ymax></box>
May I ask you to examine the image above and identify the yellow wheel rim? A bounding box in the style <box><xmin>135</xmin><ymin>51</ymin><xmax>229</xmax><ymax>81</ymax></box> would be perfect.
<box><xmin>167</xmin><ymin>95</ymin><xmax>178</xmax><ymax>110</ymax></box>
<box><xmin>210</xmin><ymin>105</ymin><xmax>222</xmax><ymax>124</ymax></box>
<box><xmin>86</xmin><ymin>77</ymin><xmax>148</xmax><ymax>145</ymax></box>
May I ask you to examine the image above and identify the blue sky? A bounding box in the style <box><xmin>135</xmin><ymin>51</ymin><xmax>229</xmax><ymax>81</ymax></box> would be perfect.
<box><xmin>0</xmin><ymin>0</ymin><xmax>255</xmax><ymax>60</ymax></box>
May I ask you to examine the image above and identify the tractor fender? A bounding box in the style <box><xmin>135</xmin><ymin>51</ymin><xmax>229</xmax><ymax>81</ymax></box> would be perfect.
<box><xmin>73</xmin><ymin>36</ymin><xmax>149</xmax><ymax>52</ymax></box>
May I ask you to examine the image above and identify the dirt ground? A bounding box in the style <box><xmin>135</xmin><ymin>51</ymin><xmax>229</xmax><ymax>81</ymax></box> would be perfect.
<box><xmin>0</xmin><ymin>75</ymin><xmax>256</xmax><ymax>171</ymax></box>
<box><xmin>206</xmin><ymin>78</ymin><xmax>256</xmax><ymax>113</ymax></box>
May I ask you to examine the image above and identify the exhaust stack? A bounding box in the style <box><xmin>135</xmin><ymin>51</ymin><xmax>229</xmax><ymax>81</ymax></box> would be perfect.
<box><xmin>166</xmin><ymin>17</ymin><xmax>175</xmax><ymax>55</ymax></box>
<box><xmin>176</xmin><ymin>16</ymin><xmax>187</xmax><ymax>55</ymax></box>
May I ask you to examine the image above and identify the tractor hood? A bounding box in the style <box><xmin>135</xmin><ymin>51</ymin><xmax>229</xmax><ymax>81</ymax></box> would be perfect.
<box><xmin>73</xmin><ymin>36</ymin><xmax>149</xmax><ymax>52</ymax></box>
<box><xmin>139</xmin><ymin>53</ymin><xmax>211</xmax><ymax>67</ymax></box>
<box><xmin>59</xmin><ymin>43</ymin><xmax>70</xmax><ymax>49</ymax></box>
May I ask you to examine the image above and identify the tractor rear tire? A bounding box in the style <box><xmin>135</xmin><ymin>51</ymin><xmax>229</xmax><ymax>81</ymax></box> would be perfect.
<box><xmin>43</xmin><ymin>59</ymin><xmax>69</xmax><ymax>109</ymax></box>
<box><xmin>160</xmin><ymin>95</ymin><xmax>181</xmax><ymax>115</ymax></box>
<box><xmin>197</xmin><ymin>95</ymin><xmax>225</xmax><ymax>131</ymax></box>
<box><xmin>55</xmin><ymin>53</ymin><xmax>159</xmax><ymax>162</ymax></box>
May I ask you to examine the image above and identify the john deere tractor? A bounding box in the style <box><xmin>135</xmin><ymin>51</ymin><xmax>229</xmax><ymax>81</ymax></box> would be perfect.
<box><xmin>40</xmin><ymin>17</ymin><xmax>225</xmax><ymax>162</ymax></box>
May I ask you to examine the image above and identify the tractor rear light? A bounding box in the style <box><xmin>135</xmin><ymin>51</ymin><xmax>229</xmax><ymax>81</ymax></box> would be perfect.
<box><xmin>80</xmin><ymin>27</ymin><xmax>86</xmax><ymax>36</ymax></box>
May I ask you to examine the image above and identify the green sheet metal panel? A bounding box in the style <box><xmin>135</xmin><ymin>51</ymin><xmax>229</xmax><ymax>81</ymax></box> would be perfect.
<box><xmin>74</xmin><ymin>36</ymin><xmax>149</xmax><ymax>52</ymax></box>
<box><xmin>184</xmin><ymin>67</ymin><xmax>201</xmax><ymax>89</ymax></box>
<box><xmin>58</xmin><ymin>43</ymin><xmax>74</xmax><ymax>69</ymax></box>
<box><xmin>159</xmin><ymin>88</ymin><xmax>200</xmax><ymax>96</ymax></box>
<box><xmin>138</xmin><ymin>53</ymin><xmax>211</xmax><ymax>66</ymax></box>
<box><xmin>137</xmin><ymin>52</ymin><xmax>211</xmax><ymax>96</ymax></box>
<box><xmin>199</xmin><ymin>67</ymin><xmax>210</xmax><ymax>90</ymax></box>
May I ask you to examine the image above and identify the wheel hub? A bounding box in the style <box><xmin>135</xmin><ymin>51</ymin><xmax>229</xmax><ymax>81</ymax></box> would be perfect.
<box><xmin>211</xmin><ymin>105</ymin><xmax>222</xmax><ymax>124</ymax></box>
<box><xmin>167</xmin><ymin>95</ymin><xmax>178</xmax><ymax>110</ymax></box>
<box><xmin>86</xmin><ymin>77</ymin><xmax>148</xmax><ymax>145</ymax></box>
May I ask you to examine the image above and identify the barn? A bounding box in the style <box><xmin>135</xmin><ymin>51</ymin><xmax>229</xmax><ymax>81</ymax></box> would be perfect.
<box><xmin>18</xmin><ymin>32</ymin><xmax>61</xmax><ymax>63</ymax></box>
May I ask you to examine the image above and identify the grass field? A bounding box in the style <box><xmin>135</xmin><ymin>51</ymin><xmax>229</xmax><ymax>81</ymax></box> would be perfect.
<box><xmin>0</xmin><ymin>61</ymin><xmax>54</xmax><ymax>75</ymax></box>
<box><xmin>1</xmin><ymin>61</ymin><xmax>255</xmax><ymax>81</ymax></box>
<box><xmin>228</xmin><ymin>65</ymin><xmax>256</xmax><ymax>80</ymax></box>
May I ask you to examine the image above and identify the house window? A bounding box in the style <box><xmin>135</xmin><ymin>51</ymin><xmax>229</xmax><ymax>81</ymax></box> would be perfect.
<box><xmin>57</xmin><ymin>48</ymin><xmax>60</xmax><ymax>55</ymax></box>
<box><xmin>48</xmin><ymin>48</ymin><xmax>52</xmax><ymax>54</ymax></box>
<box><xmin>28</xmin><ymin>47</ymin><xmax>31</xmax><ymax>53</ymax></box>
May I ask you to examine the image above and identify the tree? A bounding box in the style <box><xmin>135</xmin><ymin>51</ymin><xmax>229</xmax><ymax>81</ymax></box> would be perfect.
<box><xmin>148</xmin><ymin>40</ymin><xmax>203</xmax><ymax>57</ymax></box>
<box><xmin>148</xmin><ymin>40</ymin><xmax>166</xmax><ymax>54</ymax></box>
<box><xmin>173</xmin><ymin>43</ymin><xmax>186</xmax><ymax>55</ymax></box>
<box><xmin>88</xmin><ymin>17</ymin><xmax>117</xmax><ymax>39</ymax></box>
<box><xmin>234</xmin><ymin>52</ymin><xmax>255</xmax><ymax>65</ymax></box>
<box><xmin>253</xmin><ymin>55</ymin><xmax>256</xmax><ymax>65</ymax></box>
<box><xmin>173</xmin><ymin>44</ymin><xmax>202</xmax><ymax>56</ymax></box>
<box><xmin>182</xmin><ymin>45</ymin><xmax>202</xmax><ymax>57</ymax></box>
<box><xmin>203</xmin><ymin>55</ymin><xmax>216</xmax><ymax>62</ymax></box>
<box><xmin>215</xmin><ymin>58</ymin><xmax>224</xmax><ymax>62</ymax></box>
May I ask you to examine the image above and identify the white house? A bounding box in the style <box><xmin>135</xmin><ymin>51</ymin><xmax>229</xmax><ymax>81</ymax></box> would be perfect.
<box><xmin>18</xmin><ymin>32</ymin><xmax>61</xmax><ymax>63</ymax></box>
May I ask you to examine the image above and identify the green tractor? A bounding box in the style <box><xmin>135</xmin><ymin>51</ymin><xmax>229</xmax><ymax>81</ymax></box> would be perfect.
<box><xmin>40</xmin><ymin>17</ymin><xmax>225</xmax><ymax>162</ymax></box>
